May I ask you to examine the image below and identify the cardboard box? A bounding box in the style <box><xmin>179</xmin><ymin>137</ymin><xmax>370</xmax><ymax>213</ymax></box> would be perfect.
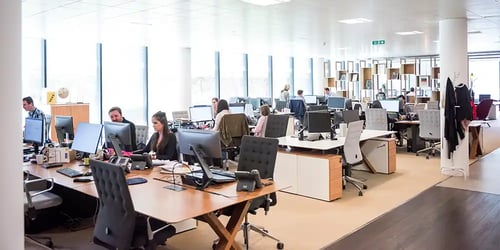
<box><xmin>48</xmin><ymin>147</ymin><xmax>75</xmax><ymax>163</ymax></box>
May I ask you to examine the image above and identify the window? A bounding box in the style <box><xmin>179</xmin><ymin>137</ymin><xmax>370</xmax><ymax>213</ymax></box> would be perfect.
<box><xmin>293</xmin><ymin>57</ymin><xmax>313</xmax><ymax>96</ymax></box>
<box><xmin>219</xmin><ymin>51</ymin><xmax>245</xmax><ymax>100</ymax></box>
<box><xmin>469</xmin><ymin>59</ymin><xmax>500</xmax><ymax>101</ymax></box>
<box><xmin>248</xmin><ymin>54</ymin><xmax>270</xmax><ymax>97</ymax></box>
<box><xmin>191</xmin><ymin>49</ymin><xmax>217</xmax><ymax>105</ymax></box>
<box><xmin>273</xmin><ymin>56</ymin><xmax>292</xmax><ymax>100</ymax></box>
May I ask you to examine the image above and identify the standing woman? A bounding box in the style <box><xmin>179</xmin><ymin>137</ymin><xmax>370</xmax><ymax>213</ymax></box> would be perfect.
<box><xmin>213</xmin><ymin>99</ymin><xmax>231</xmax><ymax>131</ymax></box>
<box><xmin>253</xmin><ymin>104</ymin><xmax>270</xmax><ymax>137</ymax></box>
<box><xmin>280</xmin><ymin>84</ymin><xmax>290</xmax><ymax>104</ymax></box>
<box><xmin>143</xmin><ymin>111</ymin><xmax>178</xmax><ymax>160</ymax></box>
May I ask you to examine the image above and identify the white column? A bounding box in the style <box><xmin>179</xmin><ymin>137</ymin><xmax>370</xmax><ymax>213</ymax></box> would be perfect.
<box><xmin>179</xmin><ymin>47</ymin><xmax>192</xmax><ymax>109</ymax></box>
<box><xmin>439</xmin><ymin>18</ymin><xmax>469</xmax><ymax>176</ymax></box>
<box><xmin>0</xmin><ymin>1</ymin><xmax>24</xmax><ymax>248</ymax></box>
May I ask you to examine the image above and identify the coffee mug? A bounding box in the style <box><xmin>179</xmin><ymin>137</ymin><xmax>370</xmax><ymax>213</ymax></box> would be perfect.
<box><xmin>36</xmin><ymin>154</ymin><xmax>47</xmax><ymax>164</ymax></box>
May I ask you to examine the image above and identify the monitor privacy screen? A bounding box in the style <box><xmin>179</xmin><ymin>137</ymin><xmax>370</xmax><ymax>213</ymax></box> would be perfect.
<box><xmin>25</xmin><ymin>118</ymin><xmax>44</xmax><ymax>144</ymax></box>
<box><xmin>71</xmin><ymin>122</ymin><xmax>103</xmax><ymax>154</ymax></box>
<box><xmin>189</xmin><ymin>106</ymin><xmax>213</xmax><ymax>122</ymax></box>
<box><xmin>379</xmin><ymin>100</ymin><xmax>400</xmax><ymax>112</ymax></box>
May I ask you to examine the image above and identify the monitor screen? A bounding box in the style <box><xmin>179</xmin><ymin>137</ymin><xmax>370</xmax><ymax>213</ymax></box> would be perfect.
<box><xmin>248</xmin><ymin>98</ymin><xmax>261</xmax><ymax>110</ymax></box>
<box><xmin>54</xmin><ymin>115</ymin><xmax>74</xmax><ymax>144</ymax></box>
<box><xmin>304</xmin><ymin>95</ymin><xmax>317</xmax><ymax>105</ymax></box>
<box><xmin>71</xmin><ymin>122</ymin><xmax>103</xmax><ymax>155</ymax></box>
<box><xmin>25</xmin><ymin>118</ymin><xmax>44</xmax><ymax>144</ymax></box>
<box><xmin>342</xmin><ymin>110</ymin><xmax>360</xmax><ymax>124</ymax></box>
<box><xmin>229</xmin><ymin>103</ymin><xmax>245</xmax><ymax>114</ymax></box>
<box><xmin>327</xmin><ymin>96</ymin><xmax>345</xmax><ymax>109</ymax></box>
<box><xmin>307</xmin><ymin>111</ymin><xmax>331</xmax><ymax>133</ymax></box>
<box><xmin>379</xmin><ymin>100</ymin><xmax>400</xmax><ymax>112</ymax></box>
<box><xmin>177</xmin><ymin>129</ymin><xmax>222</xmax><ymax>166</ymax></box>
<box><xmin>189</xmin><ymin>106</ymin><xmax>213</xmax><ymax>122</ymax></box>
<box><xmin>104</xmin><ymin>121</ymin><xmax>133</xmax><ymax>152</ymax></box>
<box><xmin>260</xmin><ymin>97</ymin><xmax>272</xmax><ymax>107</ymax></box>
<box><xmin>479</xmin><ymin>94</ymin><xmax>491</xmax><ymax>102</ymax></box>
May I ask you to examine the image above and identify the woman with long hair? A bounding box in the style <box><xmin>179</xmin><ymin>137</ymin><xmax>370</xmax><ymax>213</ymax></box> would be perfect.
<box><xmin>143</xmin><ymin>111</ymin><xmax>178</xmax><ymax>160</ymax></box>
<box><xmin>213</xmin><ymin>99</ymin><xmax>230</xmax><ymax>131</ymax></box>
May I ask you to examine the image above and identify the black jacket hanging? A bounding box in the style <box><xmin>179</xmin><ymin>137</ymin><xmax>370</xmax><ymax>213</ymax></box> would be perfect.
<box><xmin>444</xmin><ymin>77</ymin><xmax>458</xmax><ymax>158</ymax></box>
<box><xmin>455</xmin><ymin>83</ymin><xmax>472</xmax><ymax>139</ymax></box>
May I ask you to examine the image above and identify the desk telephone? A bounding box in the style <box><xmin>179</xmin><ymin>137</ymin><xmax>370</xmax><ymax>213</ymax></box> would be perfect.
<box><xmin>109</xmin><ymin>156</ymin><xmax>131</xmax><ymax>173</ymax></box>
<box><xmin>235</xmin><ymin>169</ymin><xmax>263</xmax><ymax>192</ymax></box>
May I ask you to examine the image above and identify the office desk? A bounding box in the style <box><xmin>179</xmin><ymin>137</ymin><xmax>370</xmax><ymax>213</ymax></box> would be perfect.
<box><xmin>275</xmin><ymin>129</ymin><xmax>394</xmax><ymax>201</ymax></box>
<box><xmin>469</xmin><ymin>121</ymin><xmax>483</xmax><ymax>159</ymax></box>
<box><xmin>395</xmin><ymin>120</ymin><xmax>426</xmax><ymax>153</ymax></box>
<box><xmin>24</xmin><ymin>162</ymin><xmax>284</xmax><ymax>250</ymax></box>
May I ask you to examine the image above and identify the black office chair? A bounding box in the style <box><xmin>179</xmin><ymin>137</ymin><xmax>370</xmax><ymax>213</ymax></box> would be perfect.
<box><xmin>221</xmin><ymin>136</ymin><xmax>284</xmax><ymax>249</ymax></box>
<box><xmin>289</xmin><ymin>99</ymin><xmax>306</xmax><ymax>124</ymax></box>
<box><xmin>90</xmin><ymin>159</ymin><xmax>175</xmax><ymax>250</ymax></box>
<box><xmin>264</xmin><ymin>114</ymin><xmax>289</xmax><ymax>138</ymax></box>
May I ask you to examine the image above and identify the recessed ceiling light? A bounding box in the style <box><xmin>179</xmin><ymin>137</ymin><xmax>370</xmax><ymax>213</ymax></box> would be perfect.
<box><xmin>433</xmin><ymin>40</ymin><xmax>439</xmax><ymax>43</ymax></box>
<box><xmin>468</xmin><ymin>30</ymin><xmax>482</xmax><ymax>34</ymax></box>
<box><xmin>396</xmin><ymin>31</ymin><xmax>423</xmax><ymax>35</ymax></box>
<box><xmin>240</xmin><ymin>0</ymin><xmax>291</xmax><ymax>6</ymax></box>
<box><xmin>338</xmin><ymin>18</ymin><xmax>372</xmax><ymax>24</ymax></box>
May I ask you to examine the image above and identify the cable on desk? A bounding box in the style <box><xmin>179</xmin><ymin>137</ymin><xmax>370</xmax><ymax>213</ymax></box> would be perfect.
<box><xmin>153</xmin><ymin>177</ymin><xmax>237</xmax><ymax>198</ymax></box>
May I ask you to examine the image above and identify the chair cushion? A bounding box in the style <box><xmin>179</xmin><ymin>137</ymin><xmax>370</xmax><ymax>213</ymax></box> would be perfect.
<box><xmin>24</xmin><ymin>191</ymin><xmax>63</xmax><ymax>211</ymax></box>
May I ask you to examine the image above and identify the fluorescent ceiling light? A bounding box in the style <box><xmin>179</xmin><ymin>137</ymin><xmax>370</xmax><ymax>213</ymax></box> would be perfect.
<box><xmin>396</xmin><ymin>31</ymin><xmax>423</xmax><ymax>36</ymax></box>
<box><xmin>338</xmin><ymin>18</ymin><xmax>372</xmax><ymax>24</ymax></box>
<box><xmin>467</xmin><ymin>30</ymin><xmax>482</xmax><ymax>34</ymax></box>
<box><xmin>240</xmin><ymin>0</ymin><xmax>291</xmax><ymax>6</ymax></box>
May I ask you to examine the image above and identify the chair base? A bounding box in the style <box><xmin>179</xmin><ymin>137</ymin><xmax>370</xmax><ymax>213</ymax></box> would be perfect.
<box><xmin>343</xmin><ymin>176</ymin><xmax>367</xmax><ymax>196</ymax></box>
<box><xmin>416</xmin><ymin>142</ymin><xmax>441</xmax><ymax>159</ymax></box>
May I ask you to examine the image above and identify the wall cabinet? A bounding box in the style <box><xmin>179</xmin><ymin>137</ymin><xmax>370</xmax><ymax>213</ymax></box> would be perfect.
<box><xmin>50</xmin><ymin>103</ymin><xmax>89</xmax><ymax>142</ymax></box>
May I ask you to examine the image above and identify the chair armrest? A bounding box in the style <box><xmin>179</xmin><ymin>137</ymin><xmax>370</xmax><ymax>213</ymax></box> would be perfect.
<box><xmin>146</xmin><ymin>216</ymin><xmax>175</xmax><ymax>240</ymax></box>
<box><xmin>24</xmin><ymin>178</ymin><xmax>55</xmax><ymax>198</ymax></box>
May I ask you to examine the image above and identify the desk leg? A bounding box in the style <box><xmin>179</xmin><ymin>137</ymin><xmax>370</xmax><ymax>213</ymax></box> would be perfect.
<box><xmin>469</xmin><ymin>126</ymin><xmax>482</xmax><ymax>159</ymax></box>
<box><xmin>201</xmin><ymin>201</ymin><xmax>251</xmax><ymax>250</ymax></box>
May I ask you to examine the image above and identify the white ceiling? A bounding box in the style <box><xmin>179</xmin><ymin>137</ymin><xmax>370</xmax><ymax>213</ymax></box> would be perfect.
<box><xmin>22</xmin><ymin>0</ymin><xmax>500</xmax><ymax>59</ymax></box>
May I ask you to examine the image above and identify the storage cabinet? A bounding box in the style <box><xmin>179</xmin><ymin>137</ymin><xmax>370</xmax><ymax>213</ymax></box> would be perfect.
<box><xmin>274</xmin><ymin>150</ymin><xmax>342</xmax><ymax>201</ymax></box>
<box><xmin>50</xmin><ymin>103</ymin><xmax>89</xmax><ymax>142</ymax></box>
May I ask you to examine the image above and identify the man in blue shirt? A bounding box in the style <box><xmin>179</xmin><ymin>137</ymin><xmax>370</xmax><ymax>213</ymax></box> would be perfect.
<box><xmin>23</xmin><ymin>96</ymin><xmax>45</xmax><ymax>119</ymax></box>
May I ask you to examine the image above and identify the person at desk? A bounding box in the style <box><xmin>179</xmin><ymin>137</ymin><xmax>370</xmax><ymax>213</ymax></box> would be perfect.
<box><xmin>213</xmin><ymin>99</ymin><xmax>231</xmax><ymax>131</ymax></box>
<box><xmin>108</xmin><ymin>106</ymin><xmax>137</xmax><ymax>151</ymax></box>
<box><xmin>372</xmin><ymin>100</ymin><xmax>404</xmax><ymax>145</ymax></box>
<box><xmin>296</xmin><ymin>89</ymin><xmax>308</xmax><ymax>108</ymax></box>
<box><xmin>142</xmin><ymin>111</ymin><xmax>178</xmax><ymax>160</ymax></box>
<box><xmin>23</xmin><ymin>96</ymin><xmax>45</xmax><ymax>119</ymax></box>
<box><xmin>324</xmin><ymin>87</ymin><xmax>334</xmax><ymax>98</ymax></box>
<box><xmin>253</xmin><ymin>104</ymin><xmax>270</xmax><ymax>137</ymax></box>
<box><xmin>211</xmin><ymin>97</ymin><xmax>219</xmax><ymax>118</ymax></box>
<box><xmin>407</xmin><ymin>87</ymin><xmax>416</xmax><ymax>96</ymax></box>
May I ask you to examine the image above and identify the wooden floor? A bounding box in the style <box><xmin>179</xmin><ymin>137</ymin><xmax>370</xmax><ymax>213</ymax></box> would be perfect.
<box><xmin>324</xmin><ymin>186</ymin><xmax>500</xmax><ymax>250</ymax></box>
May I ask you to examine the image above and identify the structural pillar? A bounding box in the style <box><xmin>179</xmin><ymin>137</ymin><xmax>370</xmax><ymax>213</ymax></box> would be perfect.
<box><xmin>0</xmin><ymin>1</ymin><xmax>24</xmax><ymax>248</ymax></box>
<box><xmin>439</xmin><ymin>18</ymin><xmax>469</xmax><ymax>176</ymax></box>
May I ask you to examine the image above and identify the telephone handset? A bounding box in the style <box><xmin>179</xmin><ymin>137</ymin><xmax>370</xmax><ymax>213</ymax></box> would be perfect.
<box><xmin>109</xmin><ymin>156</ymin><xmax>131</xmax><ymax>173</ymax></box>
<box><xmin>235</xmin><ymin>169</ymin><xmax>263</xmax><ymax>192</ymax></box>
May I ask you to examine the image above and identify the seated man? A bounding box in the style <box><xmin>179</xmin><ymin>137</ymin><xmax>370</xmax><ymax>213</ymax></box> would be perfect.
<box><xmin>108</xmin><ymin>107</ymin><xmax>137</xmax><ymax>151</ymax></box>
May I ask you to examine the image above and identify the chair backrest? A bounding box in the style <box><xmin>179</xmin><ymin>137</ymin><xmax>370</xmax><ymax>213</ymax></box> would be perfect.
<box><xmin>476</xmin><ymin>99</ymin><xmax>493</xmax><ymax>120</ymax></box>
<box><xmin>264</xmin><ymin>114</ymin><xmax>289</xmax><ymax>138</ymax></box>
<box><xmin>426</xmin><ymin>101</ymin><xmax>439</xmax><ymax>110</ymax></box>
<box><xmin>417</xmin><ymin>110</ymin><xmax>440</xmax><ymax>140</ymax></box>
<box><xmin>90</xmin><ymin>159</ymin><xmax>136</xmax><ymax>249</ymax></box>
<box><xmin>289</xmin><ymin>99</ymin><xmax>306</xmax><ymax>123</ymax></box>
<box><xmin>237</xmin><ymin>136</ymin><xmax>279</xmax><ymax>209</ymax></box>
<box><xmin>274</xmin><ymin>100</ymin><xmax>287</xmax><ymax>111</ymax></box>
<box><xmin>345</xmin><ymin>99</ymin><xmax>353</xmax><ymax>110</ymax></box>
<box><xmin>135</xmin><ymin>125</ymin><xmax>148</xmax><ymax>146</ymax></box>
<box><xmin>343</xmin><ymin>120</ymin><xmax>364</xmax><ymax>165</ymax></box>
<box><xmin>414</xmin><ymin>103</ymin><xmax>426</xmax><ymax>111</ymax></box>
<box><xmin>365</xmin><ymin>108</ymin><xmax>388</xmax><ymax>131</ymax></box>
<box><xmin>219</xmin><ymin>113</ymin><xmax>250</xmax><ymax>147</ymax></box>
<box><xmin>404</xmin><ymin>103</ymin><xmax>415</xmax><ymax>113</ymax></box>
<box><xmin>353</xmin><ymin>103</ymin><xmax>362</xmax><ymax>111</ymax></box>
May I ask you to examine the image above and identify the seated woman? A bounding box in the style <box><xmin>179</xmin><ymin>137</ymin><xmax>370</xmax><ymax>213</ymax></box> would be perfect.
<box><xmin>253</xmin><ymin>104</ymin><xmax>270</xmax><ymax>137</ymax></box>
<box><xmin>142</xmin><ymin>111</ymin><xmax>178</xmax><ymax>160</ymax></box>
<box><xmin>213</xmin><ymin>99</ymin><xmax>231</xmax><ymax>131</ymax></box>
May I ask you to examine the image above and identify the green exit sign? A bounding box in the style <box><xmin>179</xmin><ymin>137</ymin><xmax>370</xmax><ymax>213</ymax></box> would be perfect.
<box><xmin>372</xmin><ymin>40</ymin><xmax>386</xmax><ymax>45</ymax></box>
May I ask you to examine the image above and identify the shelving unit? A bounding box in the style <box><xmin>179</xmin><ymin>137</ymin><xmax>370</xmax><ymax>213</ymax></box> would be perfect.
<box><xmin>50</xmin><ymin>103</ymin><xmax>89</xmax><ymax>142</ymax></box>
<box><xmin>360</xmin><ymin>67</ymin><xmax>373</xmax><ymax>102</ymax></box>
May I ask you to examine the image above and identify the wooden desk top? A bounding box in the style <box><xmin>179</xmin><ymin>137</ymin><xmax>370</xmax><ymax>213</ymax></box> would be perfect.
<box><xmin>24</xmin><ymin>161</ymin><xmax>284</xmax><ymax>224</ymax></box>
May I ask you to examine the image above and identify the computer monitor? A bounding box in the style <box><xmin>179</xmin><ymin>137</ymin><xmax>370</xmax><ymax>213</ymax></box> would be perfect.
<box><xmin>71</xmin><ymin>122</ymin><xmax>103</xmax><ymax>155</ymax></box>
<box><xmin>379</xmin><ymin>100</ymin><xmax>400</xmax><ymax>113</ymax></box>
<box><xmin>229</xmin><ymin>103</ymin><xmax>245</xmax><ymax>114</ymax></box>
<box><xmin>177</xmin><ymin>129</ymin><xmax>222</xmax><ymax>167</ymax></box>
<box><xmin>104</xmin><ymin>121</ymin><xmax>133</xmax><ymax>153</ymax></box>
<box><xmin>327</xmin><ymin>96</ymin><xmax>345</xmax><ymax>109</ymax></box>
<box><xmin>189</xmin><ymin>105</ymin><xmax>213</xmax><ymax>122</ymax></box>
<box><xmin>317</xmin><ymin>96</ymin><xmax>327</xmax><ymax>105</ymax></box>
<box><xmin>304</xmin><ymin>95</ymin><xmax>317</xmax><ymax>105</ymax></box>
<box><xmin>25</xmin><ymin>118</ymin><xmax>44</xmax><ymax>154</ymax></box>
<box><xmin>479</xmin><ymin>94</ymin><xmax>491</xmax><ymax>102</ymax></box>
<box><xmin>248</xmin><ymin>98</ymin><xmax>261</xmax><ymax>110</ymax></box>
<box><xmin>307</xmin><ymin>111</ymin><xmax>332</xmax><ymax>133</ymax></box>
<box><xmin>54</xmin><ymin>115</ymin><xmax>74</xmax><ymax>144</ymax></box>
<box><xmin>275</xmin><ymin>101</ymin><xmax>287</xmax><ymax>112</ymax></box>
<box><xmin>260</xmin><ymin>97</ymin><xmax>272</xmax><ymax>107</ymax></box>
<box><xmin>342</xmin><ymin>110</ymin><xmax>360</xmax><ymax>125</ymax></box>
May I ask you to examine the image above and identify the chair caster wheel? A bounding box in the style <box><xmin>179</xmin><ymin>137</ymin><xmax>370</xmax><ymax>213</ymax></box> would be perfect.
<box><xmin>277</xmin><ymin>242</ymin><xmax>284</xmax><ymax>249</ymax></box>
<box><xmin>416</xmin><ymin>153</ymin><xmax>419</xmax><ymax>156</ymax></box>
<box><xmin>358</xmin><ymin>191</ymin><xmax>363</xmax><ymax>196</ymax></box>
<box><xmin>342</xmin><ymin>185</ymin><xmax>346</xmax><ymax>190</ymax></box>
<box><xmin>363</xmin><ymin>185</ymin><xmax>367</xmax><ymax>189</ymax></box>
<box><xmin>426</xmin><ymin>156</ymin><xmax>429</xmax><ymax>159</ymax></box>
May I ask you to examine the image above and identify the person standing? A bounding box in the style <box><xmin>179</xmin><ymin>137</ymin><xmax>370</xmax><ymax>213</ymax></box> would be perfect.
<box><xmin>108</xmin><ymin>106</ymin><xmax>137</xmax><ymax>151</ymax></box>
<box><xmin>23</xmin><ymin>96</ymin><xmax>45</xmax><ymax>119</ymax></box>
<box><xmin>279</xmin><ymin>84</ymin><xmax>290</xmax><ymax>104</ymax></box>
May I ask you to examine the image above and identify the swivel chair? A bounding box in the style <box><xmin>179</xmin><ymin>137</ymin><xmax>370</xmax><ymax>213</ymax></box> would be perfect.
<box><xmin>416</xmin><ymin>110</ymin><xmax>441</xmax><ymax>159</ymax></box>
<box><xmin>24</xmin><ymin>171</ymin><xmax>63</xmax><ymax>248</ymax></box>
<box><xmin>264</xmin><ymin>114</ymin><xmax>290</xmax><ymax>138</ymax></box>
<box><xmin>221</xmin><ymin>136</ymin><xmax>284</xmax><ymax>249</ymax></box>
<box><xmin>476</xmin><ymin>99</ymin><xmax>494</xmax><ymax>127</ymax></box>
<box><xmin>135</xmin><ymin>125</ymin><xmax>148</xmax><ymax>150</ymax></box>
<box><xmin>219</xmin><ymin>113</ymin><xmax>250</xmax><ymax>168</ymax></box>
<box><xmin>341</xmin><ymin>120</ymin><xmax>367</xmax><ymax>196</ymax></box>
<box><xmin>289</xmin><ymin>99</ymin><xmax>306</xmax><ymax>125</ymax></box>
<box><xmin>90</xmin><ymin>159</ymin><xmax>175</xmax><ymax>250</ymax></box>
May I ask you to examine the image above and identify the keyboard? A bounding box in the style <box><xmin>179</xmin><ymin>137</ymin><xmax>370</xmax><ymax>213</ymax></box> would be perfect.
<box><xmin>42</xmin><ymin>162</ymin><xmax>64</xmax><ymax>169</ymax></box>
<box><xmin>56</xmin><ymin>167</ymin><xmax>83</xmax><ymax>178</ymax></box>
<box><xmin>210</xmin><ymin>168</ymin><xmax>236</xmax><ymax>178</ymax></box>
